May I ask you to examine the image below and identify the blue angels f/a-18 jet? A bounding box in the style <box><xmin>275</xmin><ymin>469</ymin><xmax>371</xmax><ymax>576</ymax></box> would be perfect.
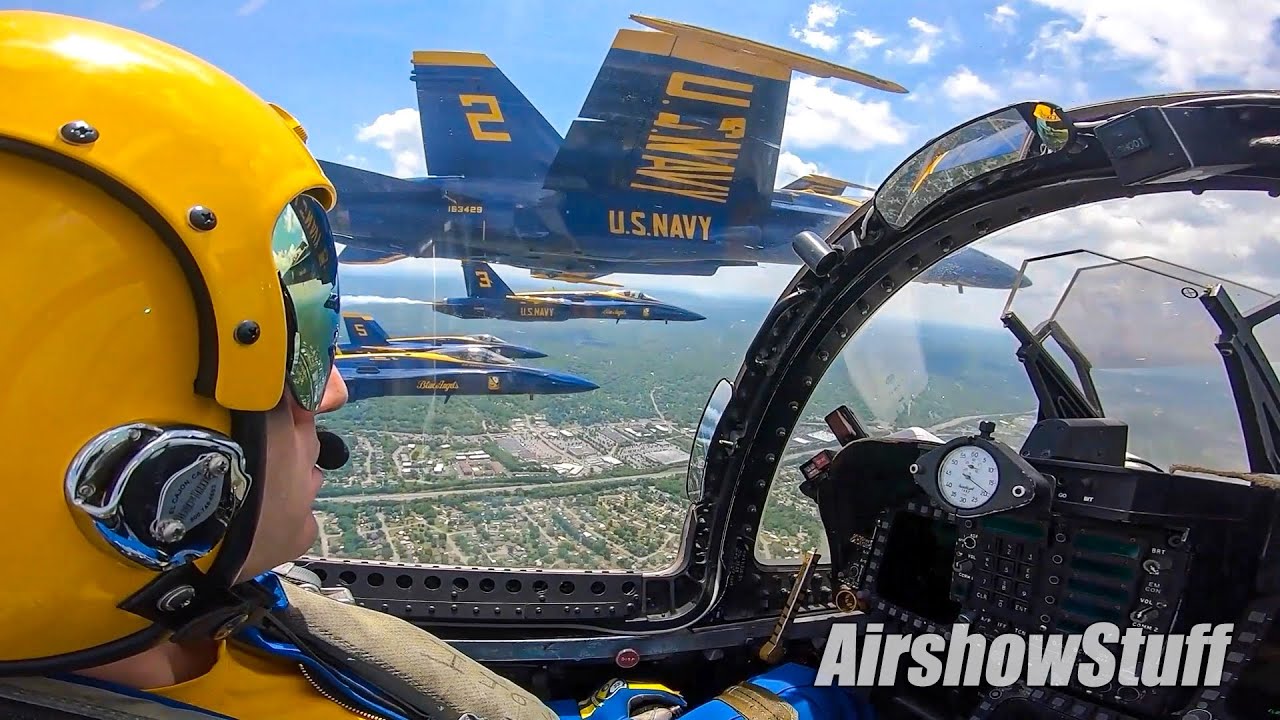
<box><xmin>337</xmin><ymin>345</ymin><xmax>598</xmax><ymax>403</ymax></box>
<box><xmin>430</xmin><ymin>262</ymin><xmax>705</xmax><ymax>323</ymax></box>
<box><xmin>322</xmin><ymin>14</ymin><xmax>1030</xmax><ymax>292</ymax></box>
<box><xmin>340</xmin><ymin>311</ymin><xmax>547</xmax><ymax>358</ymax></box>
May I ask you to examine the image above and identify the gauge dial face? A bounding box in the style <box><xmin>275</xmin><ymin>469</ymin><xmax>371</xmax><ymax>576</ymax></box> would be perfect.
<box><xmin>938</xmin><ymin>445</ymin><xmax>999</xmax><ymax>509</ymax></box>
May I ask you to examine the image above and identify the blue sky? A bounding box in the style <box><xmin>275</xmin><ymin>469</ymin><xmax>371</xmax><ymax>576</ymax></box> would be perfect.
<box><xmin>19</xmin><ymin>0</ymin><xmax>1280</xmax><ymax>318</ymax></box>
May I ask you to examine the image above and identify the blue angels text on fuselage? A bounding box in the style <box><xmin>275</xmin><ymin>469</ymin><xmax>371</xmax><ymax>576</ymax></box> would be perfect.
<box><xmin>431</xmin><ymin>262</ymin><xmax>705</xmax><ymax>323</ymax></box>
<box><xmin>323</xmin><ymin>15</ymin><xmax>1029</xmax><ymax>292</ymax></box>
<box><xmin>339</xmin><ymin>311</ymin><xmax>546</xmax><ymax>358</ymax></box>
<box><xmin>337</xmin><ymin>345</ymin><xmax>598</xmax><ymax>403</ymax></box>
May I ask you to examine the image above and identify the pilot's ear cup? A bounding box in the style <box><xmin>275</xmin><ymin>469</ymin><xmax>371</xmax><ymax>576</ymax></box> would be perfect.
<box><xmin>66</xmin><ymin>423</ymin><xmax>253</xmax><ymax>572</ymax></box>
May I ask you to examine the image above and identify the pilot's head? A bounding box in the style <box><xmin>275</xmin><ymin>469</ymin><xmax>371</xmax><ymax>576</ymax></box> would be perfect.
<box><xmin>0</xmin><ymin>10</ymin><xmax>348</xmax><ymax>672</ymax></box>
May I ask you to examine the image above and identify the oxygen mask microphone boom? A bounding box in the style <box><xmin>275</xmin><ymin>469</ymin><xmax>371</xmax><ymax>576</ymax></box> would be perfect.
<box><xmin>316</xmin><ymin>429</ymin><xmax>350</xmax><ymax>470</ymax></box>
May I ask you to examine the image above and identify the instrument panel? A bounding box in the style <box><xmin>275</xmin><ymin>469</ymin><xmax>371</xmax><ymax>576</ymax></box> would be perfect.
<box><xmin>798</xmin><ymin>413</ymin><xmax>1280</xmax><ymax>720</ymax></box>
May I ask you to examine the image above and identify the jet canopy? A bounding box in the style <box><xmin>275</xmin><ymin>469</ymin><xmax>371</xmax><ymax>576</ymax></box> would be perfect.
<box><xmin>450</xmin><ymin>347</ymin><xmax>516</xmax><ymax>365</ymax></box>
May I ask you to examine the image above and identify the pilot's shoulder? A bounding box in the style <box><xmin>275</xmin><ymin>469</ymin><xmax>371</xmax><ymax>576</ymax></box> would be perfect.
<box><xmin>265</xmin><ymin>563</ymin><xmax>558</xmax><ymax>720</ymax></box>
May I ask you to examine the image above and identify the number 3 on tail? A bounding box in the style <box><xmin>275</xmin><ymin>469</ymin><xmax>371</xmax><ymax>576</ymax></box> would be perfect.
<box><xmin>459</xmin><ymin>94</ymin><xmax>511</xmax><ymax>142</ymax></box>
<box><xmin>475</xmin><ymin>270</ymin><xmax>493</xmax><ymax>288</ymax></box>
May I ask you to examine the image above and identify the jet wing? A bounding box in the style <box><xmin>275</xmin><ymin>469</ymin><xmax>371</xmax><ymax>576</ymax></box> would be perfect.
<box><xmin>782</xmin><ymin>174</ymin><xmax>876</xmax><ymax>196</ymax></box>
<box><xmin>628</xmin><ymin>15</ymin><xmax>907</xmax><ymax>93</ymax></box>
<box><xmin>337</xmin><ymin>247</ymin><xmax>408</xmax><ymax>265</ymax></box>
<box><xmin>528</xmin><ymin>270</ymin><xmax>624</xmax><ymax>287</ymax></box>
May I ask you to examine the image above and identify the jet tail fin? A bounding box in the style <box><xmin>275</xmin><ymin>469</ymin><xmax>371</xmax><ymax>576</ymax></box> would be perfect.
<box><xmin>463</xmin><ymin>261</ymin><xmax>514</xmax><ymax>299</ymax></box>
<box><xmin>342</xmin><ymin>313</ymin><xmax>392</xmax><ymax>345</ymax></box>
<box><xmin>410</xmin><ymin>51</ymin><xmax>562</xmax><ymax>182</ymax></box>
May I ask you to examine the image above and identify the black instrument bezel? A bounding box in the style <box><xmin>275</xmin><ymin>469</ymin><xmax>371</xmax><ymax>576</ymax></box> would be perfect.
<box><xmin>912</xmin><ymin>436</ymin><xmax>1047</xmax><ymax>517</ymax></box>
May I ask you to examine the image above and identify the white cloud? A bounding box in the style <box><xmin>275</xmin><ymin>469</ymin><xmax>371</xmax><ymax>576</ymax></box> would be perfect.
<box><xmin>867</xmin><ymin>191</ymin><xmax>1280</xmax><ymax>339</ymax></box>
<box><xmin>987</xmin><ymin>4</ymin><xmax>1018</xmax><ymax>30</ymax></box>
<box><xmin>804</xmin><ymin>0</ymin><xmax>841</xmax><ymax>27</ymax></box>
<box><xmin>236</xmin><ymin>0</ymin><xmax>267</xmax><ymax>15</ymax></box>
<box><xmin>782</xmin><ymin>76</ymin><xmax>912</xmax><ymax>152</ymax></box>
<box><xmin>941</xmin><ymin>67</ymin><xmax>998</xmax><ymax>104</ymax></box>
<box><xmin>138</xmin><ymin>0</ymin><xmax>163</xmax><ymax>9</ymax></box>
<box><xmin>775</xmin><ymin>151</ymin><xmax>821</xmax><ymax>188</ymax></box>
<box><xmin>1012</xmin><ymin>192</ymin><xmax>1280</xmax><ymax>290</ymax></box>
<box><xmin>908</xmin><ymin>17</ymin><xmax>942</xmax><ymax>35</ymax></box>
<box><xmin>847</xmin><ymin>28</ymin><xmax>887</xmax><ymax>60</ymax></box>
<box><xmin>1029</xmin><ymin>0</ymin><xmax>1280</xmax><ymax>87</ymax></box>
<box><xmin>354</xmin><ymin>108</ymin><xmax>427</xmax><ymax>178</ymax></box>
<box><xmin>790</xmin><ymin>1</ymin><xmax>844</xmax><ymax>53</ymax></box>
<box><xmin>886</xmin><ymin>16</ymin><xmax>944</xmax><ymax>64</ymax></box>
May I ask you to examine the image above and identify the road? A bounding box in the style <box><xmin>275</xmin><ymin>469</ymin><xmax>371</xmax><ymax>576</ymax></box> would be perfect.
<box><xmin>650</xmin><ymin>386</ymin><xmax>665</xmax><ymax>422</ymax></box>
<box><xmin>317</xmin><ymin>467</ymin><xmax>684</xmax><ymax>504</ymax></box>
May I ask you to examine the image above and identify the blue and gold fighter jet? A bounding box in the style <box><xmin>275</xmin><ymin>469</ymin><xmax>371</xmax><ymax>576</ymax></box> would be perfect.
<box><xmin>337</xmin><ymin>345</ymin><xmax>598</xmax><ymax>403</ymax></box>
<box><xmin>323</xmin><ymin>15</ymin><xmax>1029</xmax><ymax>291</ymax></box>
<box><xmin>430</xmin><ymin>262</ymin><xmax>705</xmax><ymax>323</ymax></box>
<box><xmin>340</xmin><ymin>312</ymin><xmax>546</xmax><ymax>358</ymax></box>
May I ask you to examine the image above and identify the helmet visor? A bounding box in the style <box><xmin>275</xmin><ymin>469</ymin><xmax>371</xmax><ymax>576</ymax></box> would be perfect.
<box><xmin>271</xmin><ymin>193</ymin><xmax>340</xmax><ymax>411</ymax></box>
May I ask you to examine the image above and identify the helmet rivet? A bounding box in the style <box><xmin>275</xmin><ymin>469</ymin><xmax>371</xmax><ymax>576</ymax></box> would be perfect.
<box><xmin>157</xmin><ymin>585</ymin><xmax>196</xmax><ymax>612</ymax></box>
<box><xmin>58</xmin><ymin>120</ymin><xmax>99</xmax><ymax>145</ymax></box>
<box><xmin>234</xmin><ymin>321</ymin><xmax>260</xmax><ymax>345</ymax></box>
<box><xmin>187</xmin><ymin>206</ymin><xmax>217</xmax><ymax>231</ymax></box>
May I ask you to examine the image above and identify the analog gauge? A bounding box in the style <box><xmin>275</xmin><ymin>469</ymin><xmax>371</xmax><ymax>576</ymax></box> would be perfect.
<box><xmin>938</xmin><ymin>445</ymin><xmax>1000</xmax><ymax>509</ymax></box>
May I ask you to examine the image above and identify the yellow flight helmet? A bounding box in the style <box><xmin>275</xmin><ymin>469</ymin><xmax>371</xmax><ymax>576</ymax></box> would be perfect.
<box><xmin>0</xmin><ymin>10</ymin><xmax>342</xmax><ymax>671</ymax></box>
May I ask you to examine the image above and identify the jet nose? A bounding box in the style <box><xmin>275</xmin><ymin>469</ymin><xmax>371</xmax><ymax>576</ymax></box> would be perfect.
<box><xmin>661</xmin><ymin>305</ymin><xmax>705</xmax><ymax>321</ymax></box>
<box><xmin>513</xmin><ymin>344</ymin><xmax>548</xmax><ymax>359</ymax></box>
<box><xmin>548</xmin><ymin>370</ymin><xmax>599</xmax><ymax>393</ymax></box>
<box><xmin>1017</xmin><ymin>271</ymin><xmax>1033</xmax><ymax>289</ymax></box>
